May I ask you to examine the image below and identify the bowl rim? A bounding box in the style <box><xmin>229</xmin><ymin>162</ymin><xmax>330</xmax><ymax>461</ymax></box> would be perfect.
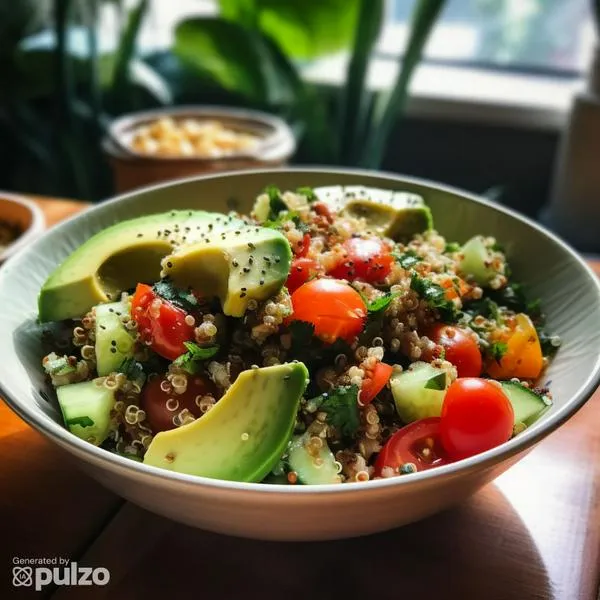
<box><xmin>106</xmin><ymin>105</ymin><xmax>296</xmax><ymax>163</ymax></box>
<box><xmin>2</xmin><ymin>166</ymin><xmax>600</xmax><ymax>496</ymax></box>
<box><xmin>0</xmin><ymin>192</ymin><xmax>46</xmax><ymax>262</ymax></box>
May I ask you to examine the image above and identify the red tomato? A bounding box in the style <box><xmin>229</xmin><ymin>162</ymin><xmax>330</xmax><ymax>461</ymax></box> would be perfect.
<box><xmin>286</xmin><ymin>257</ymin><xmax>322</xmax><ymax>294</ymax></box>
<box><xmin>131</xmin><ymin>283</ymin><xmax>195</xmax><ymax>361</ymax></box>
<box><xmin>294</xmin><ymin>233</ymin><xmax>311</xmax><ymax>257</ymax></box>
<box><xmin>440</xmin><ymin>378</ymin><xmax>514</xmax><ymax>460</ymax></box>
<box><xmin>141</xmin><ymin>374</ymin><xmax>217</xmax><ymax>433</ymax></box>
<box><xmin>288</xmin><ymin>278</ymin><xmax>367</xmax><ymax>343</ymax></box>
<box><xmin>426</xmin><ymin>324</ymin><xmax>482</xmax><ymax>377</ymax></box>
<box><xmin>374</xmin><ymin>418</ymin><xmax>451</xmax><ymax>475</ymax></box>
<box><xmin>313</xmin><ymin>202</ymin><xmax>333</xmax><ymax>223</ymax></box>
<box><xmin>328</xmin><ymin>237</ymin><xmax>393</xmax><ymax>283</ymax></box>
<box><xmin>360</xmin><ymin>362</ymin><xmax>393</xmax><ymax>404</ymax></box>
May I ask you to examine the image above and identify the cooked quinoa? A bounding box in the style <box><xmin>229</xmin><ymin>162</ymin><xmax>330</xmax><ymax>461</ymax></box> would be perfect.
<box><xmin>40</xmin><ymin>185</ymin><xmax>559</xmax><ymax>483</ymax></box>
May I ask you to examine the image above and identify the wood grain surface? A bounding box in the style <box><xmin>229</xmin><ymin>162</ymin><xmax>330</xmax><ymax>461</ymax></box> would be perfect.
<box><xmin>1</xmin><ymin>198</ymin><xmax>598</xmax><ymax>600</ymax></box>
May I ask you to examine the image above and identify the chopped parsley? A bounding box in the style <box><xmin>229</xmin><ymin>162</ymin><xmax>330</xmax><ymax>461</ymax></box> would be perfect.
<box><xmin>117</xmin><ymin>358</ymin><xmax>146</xmax><ymax>382</ymax></box>
<box><xmin>66</xmin><ymin>416</ymin><xmax>95</xmax><ymax>428</ymax></box>
<box><xmin>264</xmin><ymin>185</ymin><xmax>288</xmax><ymax>220</ymax></box>
<box><xmin>424</xmin><ymin>372</ymin><xmax>446</xmax><ymax>390</ymax></box>
<box><xmin>173</xmin><ymin>342</ymin><xmax>219</xmax><ymax>373</ymax></box>
<box><xmin>44</xmin><ymin>356</ymin><xmax>76</xmax><ymax>377</ymax></box>
<box><xmin>488</xmin><ymin>341</ymin><xmax>508</xmax><ymax>363</ymax></box>
<box><xmin>410</xmin><ymin>274</ymin><xmax>459</xmax><ymax>322</ymax></box>
<box><xmin>296</xmin><ymin>186</ymin><xmax>318</xmax><ymax>203</ymax></box>
<box><xmin>367</xmin><ymin>293</ymin><xmax>399</xmax><ymax>314</ymax></box>
<box><xmin>392</xmin><ymin>249</ymin><xmax>421</xmax><ymax>269</ymax></box>
<box><xmin>464</xmin><ymin>297</ymin><xmax>501</xmax><ymax>322</ymax></box>
<box><xmin>311</xmin><ymin>385</ymin><xmax>360</xmax><ymax>437</ymax></box>
<box><xmin>444</xmin><ymin>242</ymin><xmax>461</xmax><ymax>253</ymax></box>
<box><xmin>288</xmin><ymin>320</ymin><xmax>351</xmax><ymax>368</ymax></box>
<box><xmin>153</xmin><ymin>280</ymin><xmax>198</xmax><ymax>313</ymax></box>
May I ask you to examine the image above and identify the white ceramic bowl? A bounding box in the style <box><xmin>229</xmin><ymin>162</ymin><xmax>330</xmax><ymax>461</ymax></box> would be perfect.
<box><xmin>0</xmin><ymin>192</ymin><xmax>45</xmax><ymax>262</ymax></box>
<box><xmin>1</xmin><ymin>169</ymin><xmax>599</xmax><ymax>541</ymax></box>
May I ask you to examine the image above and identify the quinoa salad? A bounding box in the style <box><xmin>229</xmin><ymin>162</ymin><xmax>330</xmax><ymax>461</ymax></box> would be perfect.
<box><xmin>38</xmin><ymin>185</ymin><xmax>560</xmax><ymax>485</ymax></box>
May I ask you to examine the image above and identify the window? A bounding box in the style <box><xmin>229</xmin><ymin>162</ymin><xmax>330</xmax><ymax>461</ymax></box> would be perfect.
<box><xmin>380</xmin><ymin>0</ymin><xmax>594</xmax><ymax>76</ymax></box>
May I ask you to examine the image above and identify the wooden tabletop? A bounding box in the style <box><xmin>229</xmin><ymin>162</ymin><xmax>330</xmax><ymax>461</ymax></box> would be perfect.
<box><xmin>2</xmin><ymin>198</ymin><xmax>599</xmax><ymax>600</ymax></box>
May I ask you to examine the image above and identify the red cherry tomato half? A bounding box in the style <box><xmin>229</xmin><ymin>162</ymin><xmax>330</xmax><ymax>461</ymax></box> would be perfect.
<box><xmin>131</xmin><ymin>283</ymin><xmax>195</xmax><ymax>361</ymax></box>
<box><xmin>426</xmin><ymin>324</ymin><xmax>482</xmax><ymax>378</ymax></box>
<box><xmin>286</xmin><ymin>257</ymin><xmax>322</xmax><ymax>294</ymax></box>
<box><xmin>288</xmin><ymin>278</ymin><xmax>367</xmax><ymax>343</ymax></box>
<box><xmin>328</xmin><ymin>237</ymin><xmax>393</xmax><ymax>283</ymax></box>
<box><xmin>141</xmin><ymin>374</ymin><xmax>217</xmax><ymax>433</ymax></box>
<box><xmin>360</xmin><ymin>362</ymin><xmax>393</xmax><ymax>404</ymax></box>
<box><xmin>440</xmin><ymin>378</ymin><xmax>514</xmax><ymax>461</ymax></box>
<box><xmin>294</xmin><ymin>233</ymin><xmax>311</xmax><ymax>257</ymax></box>
<box><xmin>374</xmin><ymin>418</ymin><xmax>451</xmax><ymax>475</ymax></box>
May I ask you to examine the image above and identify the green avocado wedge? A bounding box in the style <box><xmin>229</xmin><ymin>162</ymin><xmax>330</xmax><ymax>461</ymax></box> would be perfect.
<box><xmin>38</xmin><ymin>210</ymin><xmax>245</xmax><ymax>322</ymax></box>
<box><xmin>162</xmin><ymin>225</ymin><xmax>292</xmax><ymax>317</ymax></box>
<box><xmin>143</xmin><ymin>362</ymin><xmax>309</xmax><ymax>482</ymax></box>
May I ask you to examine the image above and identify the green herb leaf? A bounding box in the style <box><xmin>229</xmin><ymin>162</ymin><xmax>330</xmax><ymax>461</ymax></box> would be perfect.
<box><xmin>117</xmin><ymin>358</ymin><xmax>146</xmax><ymax>382</ymax></box>
<box><xmin>367</xmin><ymin>293</ymin><xmax>398</xmax><ymax>314</ymax></box>
<box><xmin>289</xmin><ymin>320</ymin><xmax>315</xmax><ymax>352</ymax></box>
<box><xmin>173</xmin><ymin>343</ymin><xmax>219</xmax><ymax>373</ymax></box>
<box><xmin>538</xmin><ymin>331</ymin><xmax>561</xmax><ymax>357</ymax></box>
<box><xmin>489</xmin><ymin>341</ymin><xmax>508</xmax><ymax>363</ymax></box>
<box><xmin>423</xmin><ymin>372</ymin><xmax>446</xmax><ymax>390</ymax></box>
<box><xmin>393</xmin><ymin>249</ymin><xmax>421</xmax><ymax>269</ymax></box>
<box><xmin>464</xmin><ymin>297</ymin><xmax>500</xmax><ymax>322</ymax></box>
<box><xmin>66</xmin><ymin>416</ymin><xmax>95</xmax><ymax>428</ymax></box>
<box><xmin>153</xmin><ymin>280</ymin><xmax>198</xmax><ymax>313</ymax></box>
<box><xmin>491</xmin><ymin>241</ymin><xmax>505</xmax><ymax>253</ymax></box>
<box><xmin>296</xmin><ymin>186</ymin><xmax>318</xmax><ymax>203</ymax></box>
<box><xmin>45</xmin><ymin>356</ymin><xmax>76</xmax><ymax>377</ymax></box>
<box><xmin>410</xmin><ymin>273</ymin><xmax>458</xmax><ymax>322</ymax></box>
<box><xmin>264</xmin><ymin>185</ymin><xmax>288</xmax><ymax>220</ymax></box>
<box><xmin>444</xmin><ymin>242</ymin><xmax>460</xmax><ymax>253</ymax></box>
<box><xmin>319</xmin><ymin>385</ymin><xmax>360</xmax><ymax>437</ymax></box>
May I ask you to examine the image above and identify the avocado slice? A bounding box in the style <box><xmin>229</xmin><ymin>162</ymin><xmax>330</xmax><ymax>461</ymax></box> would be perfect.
<box><xmin>38</xmin><ymin>211</ymin><xmax>245</xmax><ymax>322</ymax></box>
<box><xmin>315</xmin><ymin>185</ymin><xmax>432</xmax><ymax>241</ymax></box>
<box><xmin>161</xmin><ymin>226</ymin><xmax>292</xmax><ymax>317</ymax></box>
<box><xmin>143</xmin><ymin>362</ymin><xmax>309</xmax><ymax>482</ymax></box>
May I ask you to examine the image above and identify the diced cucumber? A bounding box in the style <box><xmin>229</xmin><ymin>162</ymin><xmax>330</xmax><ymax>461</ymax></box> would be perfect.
<box><xmin>57</xmin><ymin>379</ymin><xmax>116</xmax><ymax>445</ymax></box>
<box><xmin>288</xmin><ymin>434</ymin><xmax>341</xmax><ymax>485</ymax></box>
<box><xmin>391</xmin><ymin>361</ymin><xmax>449</xmax><ymax>423</ymax></box>
<box><xmin>458</xmin><ymin>235</ymin><xmax>499</xmax><ymax>286</ymax></box>
<box><xmin>94</xmin><ymin>300</ymin><xmax>135</xmax><ymax>376</ymax></box>
<box><xmin>500</xmin><ymin>381</ymin><xmax>552</xmax><ymax>427</ymax></box>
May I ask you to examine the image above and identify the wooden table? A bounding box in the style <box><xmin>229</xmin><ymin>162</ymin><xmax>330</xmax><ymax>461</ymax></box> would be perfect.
<box><xmin>2</xmin><ymin>198</ymin><xmax>599</xmax><ymax>600</ymax></box>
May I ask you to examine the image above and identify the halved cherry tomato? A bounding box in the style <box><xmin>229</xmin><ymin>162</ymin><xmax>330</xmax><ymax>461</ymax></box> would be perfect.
<box><xmin>374</xmin><ymin>417</ymin><xmax>451</xmax><ymax>475</ymax></box>
<box><xmin>295</xmin><ymin>233</ymin><xmax>311</xmax><ymax>257</ymax></box>
<box><xmin>486</xmin><ymin>313</ymin><xmax>543</xmax><ymax>380</ymax></box>
<box><xmin>440</xmin><ymin>378</ymin><xmax>514</xmax><ymax>460</ymax></box>
<box><xmin>287</xmin><ymin>278</ymin><xmax>367</xmax><ymax>343</ymax></box>
<box><xmin>426</xmin><ymin>324</ymin><xmax>482</xmax><ymax>378</ymax></box>
<box><xmin>313</xmin><ymin>202</ymin><xmax>333</xmax><ymax>223</ymax></box>
<box><xmin>328</xmin><ymin>237</ymin><xmax>393</xmax><ymax>283</ymax></box>
<box><xmin>131</xmin><ymin>283</ymin><xmax>195</xmax><ymax>361</ymax></box>
<box><xmin>286</xmin><ymin>257</ymin><xmax>322</xmax><ymax>294</ymax></box>
<box><xmin>141</xmin><ymin>374</ymin><xmax>218</xmax><ymax>433</ymax></box>
<box><xmin>360</xmin><ymin>362</ymin><xmax>393</xmax><ymax>404</ymax></box>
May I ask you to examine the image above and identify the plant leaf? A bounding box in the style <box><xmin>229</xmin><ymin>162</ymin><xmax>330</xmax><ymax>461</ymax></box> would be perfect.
<box><xmin>363</xmin><ymin>0</ymin><xmax>447</xmax><ymax>167</ymax></box>
<box><xmin>318</xmin><ymin>385</ymin><xmax>360</xmax><ymax>437</ymax></box>
<box><xmin>66</xmin><ymin>416</ymin><xmax>95</xmax><ymax>428</ymax></box>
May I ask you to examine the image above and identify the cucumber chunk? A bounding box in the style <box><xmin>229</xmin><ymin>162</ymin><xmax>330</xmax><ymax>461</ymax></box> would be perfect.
<box><xmin>458</xmin><ymin>235</ymin><xmax>499</xmax><ymax>286</ymax></box>
<box><xmin>500</xmin><ymin>381</ymin><xmax>552</xmax><ymax>426</ymax></box>
<box><xmin>95</xmin><ymin>300</ymin><xmax>135</xmax><ymax>376</ymax></box>
<box><xmin>57</xmin><ymin>379</ymin><xmax>116</xmax><ymax>445</ymax></box>
<box><xmin>391</xmin><ymin>361</ymin><xmax>449</xmax><ymax>423</ymax></box>
<box><xmin>288</xmin><ymin>434</ymin><xmax>341</xmax><ymax>484</ymax></box>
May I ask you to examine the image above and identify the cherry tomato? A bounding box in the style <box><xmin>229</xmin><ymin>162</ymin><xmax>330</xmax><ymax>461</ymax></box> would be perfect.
<box><xmin>131</xmin><ymin>283</ymin><xmax>195</xmax><ymax>361</ymax></box>
<box><xmin>374</xmin><ymin>418</ymin><xmax>451</xmax><ymax>475</ymax></box>
<box><xmin>294</xmin><ymin>233</ymin><xmax>311</xmax><ymax>257</ymax></box>
<box><xmin>426</xmin><ymin>324</ymin><xmax>482</xmax><ymax>378</ymax></box>
<box><xmin>141</xmin><ymin>374</ymin><xmax>217</xmax><ymax>433</ymax></box>
<box><xmin>486</xmin><ymin>313</ymin><xmax>543</xmax><ymax>380</ymax></box>
<box><xmin>440</xmin><ymin>378</ymin><xmax>514</xmax><ymax>460</ymax></box>
<box><xmin>288</xmin><ymin>278</ymin><xmax>367</xmax><ymax>343</ymax></box>
<box><xmin>286</xmin><ymin>257</ymin><xmax>322</xmax><ymax>294</ymax></box>
<box><xmin>313</xmin><ymin>202</ymin><xmax>333</xmax><ymax>223</ymax></box>
<box><xmin>328</xmin><ymin>237</ymin><xmax>393</xmax><ymax>283</ymax></box>
<box><xmin>360</xmin><ymin>362</ymin><xmax>393</xmax><ymax>404</ymax></box>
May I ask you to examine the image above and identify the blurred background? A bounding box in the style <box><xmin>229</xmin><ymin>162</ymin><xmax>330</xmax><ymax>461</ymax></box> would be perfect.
<box><xmin>0</xmin><ymin>0</ymin><xmax>598</xmax><ymax>248</ymax></box>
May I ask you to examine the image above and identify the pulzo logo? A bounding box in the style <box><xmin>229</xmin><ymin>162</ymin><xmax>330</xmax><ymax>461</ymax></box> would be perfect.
<box><xmin>12</xmin><ymin>561</ymin><xmax>110</xmax><ymax>592</ymax></box>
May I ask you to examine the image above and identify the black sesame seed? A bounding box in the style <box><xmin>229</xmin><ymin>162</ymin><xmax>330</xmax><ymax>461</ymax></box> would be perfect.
<box><xmin>108</xmin><ymin>308</ymin><xmax>114</xmax><ymax>313</ymax></box>
<box><xmin>240</xmin><ymin>292</ymin><xmax>247</xmax><ymax>298</ymax></box>
<box><xmin>249</xmin><ymin>257</ymin><xmax>254</xmax><ymax>265</ymax></box>
<box><xmin>248</xmin><ymin>243</ymin><xmax>255</xmax><ymax>250</ymax></box>
<box><xmin>232</xmin><ymin>259</ymin><xmax>239</xmax><ymax>267</ymax></box>
<box><xmin>235</xmin><ymin>231</ymin><xmax>241</xmax><ymax>235</ymax></box>
<box><xmin>241</xmin><ymin>287</ymin><xmax>247</xmax><ymax>291</ymax></box>
<box><xmin>261</xmin><ymin>270</ymin><xmax>266</xmax><ymax>275</ymax></box>
<box><xmin>260</xmin><ymin>279</ymin><xmax>265</xmax><ymax>285</ymax></box>
<box><xmin>111</xmin><ymin>340</ymin><xmax>117</xmax><ymax>346</ymax></box>
<box><xmin>99</xmin><ymin>325</ymin><xmax>106</xmax><ymax>330</ymax></box>
<box><xmin>137</xmin><ymin>233</ymin><xmax>143</xmax><ymax>238</ymax></box>
<box><xmin>110</xmin><ymin>348</ymin><xmax>117</xmax><ymax>354</ymax></box>
<box><xmin>275</xmin><ymin>257</ymin><xmax>281</xmax><ymax>263</ymax></box>
<box><xmin>243</xmin><ymin>267</ymin><xmax>250</xmax><ymax>273</ymax></box>
<box><xmin>166</xmin><ymin>262</ymin><xmax>173</xmax><ymax>268</ymax></box>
